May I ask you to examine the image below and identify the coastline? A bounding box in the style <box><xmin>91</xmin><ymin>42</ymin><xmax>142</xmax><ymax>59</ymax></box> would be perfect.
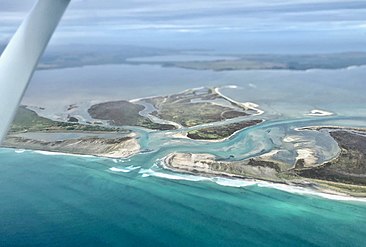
<box><xmin>183</xmin><ymin>120</ymin><xmax>264</xmax><ymax>143</ymax></box>
<box><xmin>306</xmin><ymin>109</ymin><xmax>334</xmax><ymax>117</ymax></box>
<box><xmin>213</xmin><ymin>86</ymin><xmax>264</xmax><ymax>115</ymax></box>
<box><xmin>2</xmin><ymin>134</ymin><xmax>140</xmax><ymax>159</ymax></box>
<box><xmin>4</xmin><ymin>145</ymin><xmax>366</xmax><ymax>202</ymax></box>
<box><xmin>296</xmin><ymin>125</ymin><xmax>366</xmax><ymax>132</ymax></box>
<box><xmin>7</xmin><ymin>85</ymin><xmax>366</xmax><ymax>202</ymax></box>
<box><xmin>5</xmin><ymin>146</ymin><xmax>137</xmax><ymax>160</ymax></box>
<box><xmin>161</xmin><ymin>152</ymin><xmax>366</xmax><ymax>200</ymax></box>
<box><xmin>129</xmin><ymin>86</ymin><xmax>265</xmax><ymax>141</ymax></box>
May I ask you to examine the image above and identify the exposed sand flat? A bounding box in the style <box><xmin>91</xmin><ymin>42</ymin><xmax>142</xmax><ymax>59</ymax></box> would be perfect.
<box><xmin>164</xmin><ymin>153</ymin><xmax>282</xmax><ymax>182</ymax></box>
<box><xmin>98</xmin><ymin>138</ymin><xmax>140</xmax><ymax>158</ymax></box>
<box><xmin>27</xmin><ymin>101</ymin><xmax>105</xmax><ymax>124</ymax></box>
<box><xmin>283</xmin><ymin>135</ymin><xmax>303</xmax><ymax>143</ymax></box>
<box><xmin>162</xmin><ymin>151</ymin><xmax>366</xmax><ymax>199</ymax></box>
<box><xmin>296</xmin><ymin>148</ymin><xmax>318</xmax><ymax>166</ymax></box>
<box><xmin>129</xmin><ymin>94</ymin><xmax>163</xmax><ymax>103</ymax></box>
<box><xmin>259</xmin><ymin>150</ymin><xmax>280</xmax><ymax>160</ymax></box>
<box><xmin>165</xmin><ymin>153</ymin><xmax>216</xmax><ymax>174</ymax></box>
<box><xmin>213</xmin><ymin>87</ymin><xmax>264</xmax><ymax>115</ymax></box>
<box><xmin>283</xmin><ymin>135</ymin><xmax>318</xmax><ymax>166</ymax></box>
<box><xmin>241</xmin><ymin>102</ymin><xmax>265</xmax><ymax>115</ymax></box>
<box><xmin>171</xmin><ymin>132</ymin><xmax>189</xmax><ymax>139</ymax></box>
<box><xmin>306</xmin><ymin>109</ymin><xmax>334</xmax><ymax>117</ymax></box>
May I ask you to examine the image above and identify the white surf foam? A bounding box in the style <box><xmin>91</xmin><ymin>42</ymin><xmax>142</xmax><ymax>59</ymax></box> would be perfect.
<box><xmin>213</xmin><ymin>177</ymin><xmax>257</xmax><ymax>187</ymax></box>
<box><xmin>111</xmin><ymin>158</ymin><xmax>130</xmax><ymax>164</ymax></box>
<box><xmin>139</xmin><ymin>168</ymin><xmax>211</xmax><ymax>182</ymax></box>
<box><xmin>33</xmin><ymin>150</ymin><xmax>94</xmax><ymax>158</ymax></box>
<box><xmin>140</xmin><ymin>167</ymin><xmax>366</xmax><ymax>203</ymax></box>
<box><xmin>109</xmin><ymin>165</ymin><xmax>141</xmax><ymax>173</ymax></box>
<box><xmin>256</xmin><ymin>181</ymin><xmax>366</xmax><ymax>203</ymax></box>
<box><xmin>140</xmin><ymin>167</ymin><xmax>258</xmax><ymax>186</ymax></box>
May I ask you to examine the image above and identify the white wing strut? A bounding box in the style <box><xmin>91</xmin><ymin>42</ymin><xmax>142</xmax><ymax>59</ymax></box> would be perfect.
<box><xmin>0</xmin><ymin>0</ymin><xmax>70</xmax><ymax>143</ymax></box>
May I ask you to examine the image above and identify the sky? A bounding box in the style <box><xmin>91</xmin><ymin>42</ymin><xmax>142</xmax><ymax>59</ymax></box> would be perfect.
<box><xmin>1</xmin><ymin>0</ymin><xmax>366</xmax><ymax>53</ymax></box>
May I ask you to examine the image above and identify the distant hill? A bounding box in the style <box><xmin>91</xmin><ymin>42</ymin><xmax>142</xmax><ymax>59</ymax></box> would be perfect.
<box><xmin>158</xmin><ymin>52</ymin><xmax>366</xmax><ymax>71</ymax></box>
<box><xmin>2</xmin><ymin>42</ymin><xmax>366</xmax><ymax>71</ymax></box>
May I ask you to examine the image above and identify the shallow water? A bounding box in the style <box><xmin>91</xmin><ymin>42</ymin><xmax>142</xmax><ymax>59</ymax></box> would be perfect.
<box><xmin>1</xmin><ymin>116</ymin><xmax>366</xmax><ymax>246</ymax></box>
<box><xmin>5</xmin><ymin>63</ymin><xmax>366</xmax><ymax>246</ymax></box>
<box><xmin>23</xmin><ymin>64</ymin><xmax>366</xmax><ymax>119</ymax></box>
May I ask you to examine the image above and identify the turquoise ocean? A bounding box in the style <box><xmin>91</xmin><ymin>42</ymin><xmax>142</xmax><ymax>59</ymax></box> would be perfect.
<box><xmin>2</xmin><ymin>62</ymin><xmax>366</xmax><ymax>246</ymax></box>
<box><xmin>1</xmin><ymin>147</ymin><xmax>366</xmax><ymax>247</ymax></box>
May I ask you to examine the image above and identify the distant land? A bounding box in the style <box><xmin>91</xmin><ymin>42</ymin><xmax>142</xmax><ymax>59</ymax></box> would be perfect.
<box><xmin>156</xmin><ymin>52</ymin><xmax>366</xmax><ymax>71</ymax></box>
<box><xmin>2</xmin><ymin>44</ymin><xmax>366</xmax><ymax>71</ymax></box>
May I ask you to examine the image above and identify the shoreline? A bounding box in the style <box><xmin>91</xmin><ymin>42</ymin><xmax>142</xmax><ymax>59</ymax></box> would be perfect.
<box><xmin>4</xmin><ymin>145</ymin><xmax>366</xmax><ymax>202</ymax></box>
<box><xmin>183</xmin><ymin>119</ymin><xmax>265</xmax><ymax>143</ymax></box>
<box><xmin>161</xmin><ymin>153</ymin><xmax>366</xmax><ymax>201</ymax></box>
<box><xmin>305</xmin><ymin>109</ymin><xmax>334</xmax><ymax>117</ymax></box>
<box><xmin>6</xmin><ymin>147</ymin><xmax>97</xmax><ymax>159</ymax></box>
<box><xmin>295</xmin><ymin>125</ymin><xmax>366</xmax><ymax>132</ymax></box>
<box><xmin>144</xmin><ymin>163</ymin><xmax>366</xmax><ymax>202</ymax></box>
<box><xmin>9</xmin><ymin>85</ymin><xmax>366</xmax><ymax>202</ymax></box>
<box><xmin>213</xmin><ymin>86</ymin><xmax>264</xmax><ymax>115</ymax></box>
<box><xmin>5</xmin><ymin>146</ymin><xmax>139</xmax><ymax>160</ymax></box>
<box><xmin>3</xmin><ymin>134</ymin><xmax>140</xmax><ymax>159</ymax></box>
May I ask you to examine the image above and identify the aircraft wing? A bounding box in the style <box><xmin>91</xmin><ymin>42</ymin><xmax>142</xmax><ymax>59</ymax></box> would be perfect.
<box><xmin>0</xmin><ymin>0</ymin><xmax>70</xmax><ymax>143</ymax></box>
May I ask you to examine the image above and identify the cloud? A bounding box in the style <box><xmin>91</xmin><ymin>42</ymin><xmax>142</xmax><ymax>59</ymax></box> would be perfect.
<box><xmin>1</xmin><ymin>0</ymin><xmax>366</xmax><ymax>48</ymax></box>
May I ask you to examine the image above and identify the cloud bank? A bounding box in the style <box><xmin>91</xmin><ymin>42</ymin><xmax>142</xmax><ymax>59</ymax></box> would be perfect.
<box><xmin>1</xmin><ymin>0</ymin><xmax>366</xmax><ymax>52</ymax></box>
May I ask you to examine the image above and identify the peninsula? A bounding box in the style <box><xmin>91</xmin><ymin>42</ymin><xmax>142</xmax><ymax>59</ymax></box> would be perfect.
<box><xmin>162</xmin><ymin>128</ymin><xmax>366</xmax><ymax>197</ymax></box>
<box><xmin>4</xmin><ymin>87</ymin><xmax>366</xmax><ymax>198</ymax></box>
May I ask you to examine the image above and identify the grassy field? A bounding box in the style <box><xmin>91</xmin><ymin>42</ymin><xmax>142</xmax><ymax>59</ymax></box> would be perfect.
<box><xmin>88</xmin><ymin>101</ymin><xmax>176</xmax><ymax>130</ymax></box>
<box><xmin>9</xmin><ymin>106</ymin><xmax>118</xmax><ymax>133</ymax></box>
<box><xmin>146</xmin><ymin>89</ymin><xmax>249</xmax><ymax>127</ymax></box>
<box><xmin>295</xmin><ymin>131</ymin><xmax>366</xmax><ymax>186</ymax></box>
<box><xmin>187</xmin><ymin>120</ymin><xmax>263</xmax><ymax>140</ymax></box>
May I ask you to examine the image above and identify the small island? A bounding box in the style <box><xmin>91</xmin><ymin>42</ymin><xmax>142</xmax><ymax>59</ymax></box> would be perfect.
<box><xmin>187</xmin><ymin>120</ymin><xmax>263</xmax><ymax>140</ymax></box>
<box><xmin>135</xmin><ymin>87</ymin><xmax>253</xmax><ymax>127</ymax></box>
<box><xmin>4</xmin><ymin>87</ymin><xmax>264</xmax><ymax>158</ymax></box>
<box><xmin>88</xmin><ymin>87</ymin><xmax>263</xmax><ymax>140</ymax></box>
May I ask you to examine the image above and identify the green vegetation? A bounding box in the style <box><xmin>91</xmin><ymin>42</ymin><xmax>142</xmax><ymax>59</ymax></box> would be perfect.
<box><xmin>187</xmin><ymin>120</ymin><xmax>263</xmax><ymax>140</ymax></box>
<box><xmin>88</xmin><ymin>88</ymin><xmax>251</xmax><ymax>130</ymax></box>
<box><xmin>146</xmin><ymin>88</ymin><xmax>249</xmax><ymax>127</ymax></box>
<box><xmin>10</xmin><ymin>106</ymin><xmax>118</xmax><ymax>133</ymax></box>
<box><xmin>152</xmin><ymin>102</ymin><xmax>247</xmax><ymax>127</ymax></box>
<box><xmin>162</xmin><ymin>60</ymin><xmax>286</xmax><ymax>71</ymax></box>
<box><xmin>155</xmin><ymin>52</ymin><xmax>366</xmax><ymax>71</ymax></box>
<box><xmin>88</xmin><ymin>100</ymin><xmax>176</xmax><ymax>130</ymax></box>
<box><xmin>28</xmin><ymin>44</ymin><xmax>366</xmax><ymax>71</ymax></box>
<box><xmin>295</xmin><ymin>131</ymin><xmax>366</xmax><ymax>186</ymax></box>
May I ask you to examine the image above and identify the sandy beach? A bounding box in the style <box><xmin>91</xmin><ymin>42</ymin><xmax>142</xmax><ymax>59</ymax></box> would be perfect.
<box><xmin>306</xmin><ymin>109</ymin><xmax>334</xmax><ymax>117</ymax></box>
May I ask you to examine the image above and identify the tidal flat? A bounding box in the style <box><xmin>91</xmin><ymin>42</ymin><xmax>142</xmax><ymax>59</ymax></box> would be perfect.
<box><xmin>5</xmin><ymin>83</ymin><xmax>366</xmax><ymax>198</ymax></box>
